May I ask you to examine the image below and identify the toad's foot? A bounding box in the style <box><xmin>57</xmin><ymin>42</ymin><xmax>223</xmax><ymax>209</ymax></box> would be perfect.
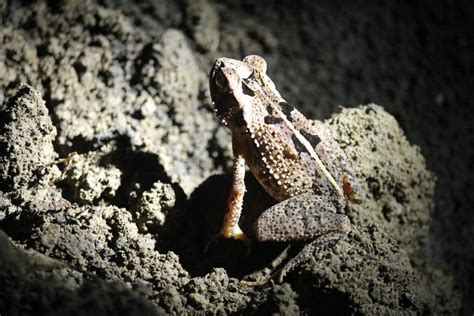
<box><xmin>272</xmin><ymin>231</ymin><xmax>345</xmax><ymax>283</ymax></box>
<box><xmin>240</xmin><ymin>232</ymin><xmax>345</xmax><ymax>286</ymax></box>
<box><xmin>240</xmin><ymin>244</ymin><xmax>291</xmax><ymax>286</ymax></box>
<box><xmin>204</xmin><ymin>224</ymin><xmax>251</xmax><ymax>253</ymax></box>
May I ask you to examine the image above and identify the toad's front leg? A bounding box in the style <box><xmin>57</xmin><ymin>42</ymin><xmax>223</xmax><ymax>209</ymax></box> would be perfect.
<box><xmin>220</xmin><ymin>154</ymin><xmax>249</xmax><ymax>241</ymax></box>
<box><xmin>242</xmin><ymin>192</ymin><xmax>350</xmax><ymax>285</ymax></box>
<box><xmin>205</xmin><ymin>154</ymin><xmax>250</xmax><ymax>251</ymax></box>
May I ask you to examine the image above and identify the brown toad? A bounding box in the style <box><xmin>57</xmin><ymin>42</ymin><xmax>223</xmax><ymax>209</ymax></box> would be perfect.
<box><xmin>207</xmin><ymin>55</ymin><xmax>361</xmax><ymax>284</ymax></box>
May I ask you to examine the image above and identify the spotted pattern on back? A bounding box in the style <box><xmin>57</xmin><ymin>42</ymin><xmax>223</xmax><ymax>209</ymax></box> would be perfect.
<box><xmin>210</xmin><ymin>55</ymin><xmax>361</xmax><ymax>205</ymax></box>
<box><xmin>272</xmin><ymin>101</ymin><xmax>358</xmax><ymax>199</ymax></box>
<box><xmin>236</xmin><ymin>62</ymin><xmax>350</xmax><ymax>202</ymax></box>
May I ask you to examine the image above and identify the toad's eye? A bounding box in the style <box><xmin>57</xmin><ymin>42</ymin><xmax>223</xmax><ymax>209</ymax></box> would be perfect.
<box><xmin>214</xmin><ymin>69</ymin><xmax>229</xmax><ymax>91</ymax></box>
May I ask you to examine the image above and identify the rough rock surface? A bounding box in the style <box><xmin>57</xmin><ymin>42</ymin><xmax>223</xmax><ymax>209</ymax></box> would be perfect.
<box><xmin>327</xmin><ymin>105</ymin><xmax>434</xmax><ymax>258</ymax></box>
<box><xmin>0</xmin><ymin>85</ymin><xmax>59</xmax><ymax>196</ymax></box>
<box><xmin>0</xmin><ymin>0</ymin><xmax>471</xmax><ymax>314</ymax></box>
<box><xmin>0</xmin><ymin>86</ymin><xmax>460</xmax><ymax>314</ymax></box>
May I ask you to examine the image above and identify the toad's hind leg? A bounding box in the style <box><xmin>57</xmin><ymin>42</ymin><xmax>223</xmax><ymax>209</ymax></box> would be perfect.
<box><xmin>243</xmin><ymin>193</ymin><xmax>350</xmax><ymax>285</ymax></box>
<box><xmin>254</xmin><ymin>192</ymin><xmax>350</xmax><ymax>243</ymax></box>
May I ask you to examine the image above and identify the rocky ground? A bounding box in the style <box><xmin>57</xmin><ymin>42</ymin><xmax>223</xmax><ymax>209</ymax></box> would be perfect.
<box><xmin>0</xmin><ymin>1</ymin><xmax>472</xmax><ymax>314</ymax></box>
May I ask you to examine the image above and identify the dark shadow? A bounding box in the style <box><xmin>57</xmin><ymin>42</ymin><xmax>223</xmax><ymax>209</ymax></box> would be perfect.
<box><xmin>158</xmin><ymin>172</ymin><xmax>290</xmax><ymax>279</ymax></box>
<box><xmin>0</xmin><ymin>211</ymin><xmax>44</xmax><ymax>246</ymax></box>
<box><xmin>98</xmin><ymin>139</ymin><xmax>179</xmax><ymax>208</ymax></box>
